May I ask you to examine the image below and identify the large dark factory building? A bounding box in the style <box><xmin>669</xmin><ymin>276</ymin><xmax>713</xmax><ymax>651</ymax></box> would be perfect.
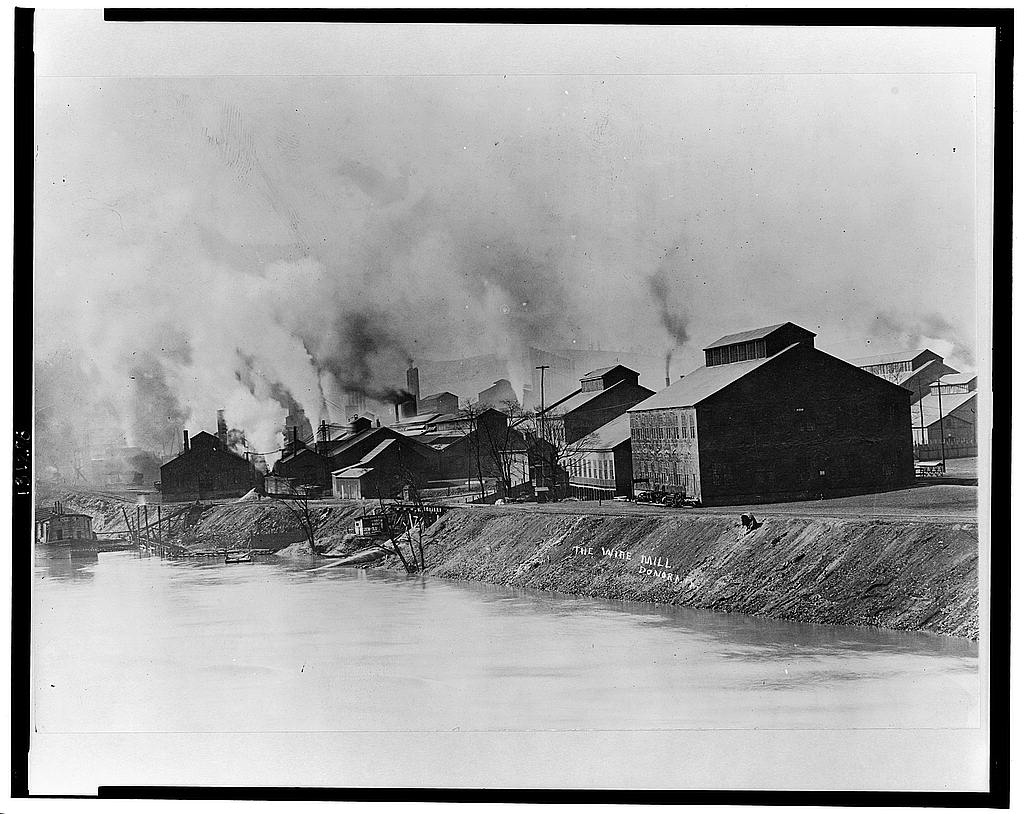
<box><xmin>159</xmin><ymin>429</ymin><xmax>263</xmax><ymax>501</ymax></box>
<box><xmin>628</xmin><ymin>322</ymin><xmax>915</xmax><ymax>506</ymax></box>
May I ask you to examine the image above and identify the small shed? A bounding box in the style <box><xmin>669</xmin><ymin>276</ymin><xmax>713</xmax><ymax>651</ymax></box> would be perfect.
<box><xmin>35</xmin><ymin>503</ymin><xmax>94</xmax><ymax>544</ymax></box>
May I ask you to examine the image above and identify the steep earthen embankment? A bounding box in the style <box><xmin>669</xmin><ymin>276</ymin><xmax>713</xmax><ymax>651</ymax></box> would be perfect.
<box><xmin>36</xmin><ymin>486</ymin><xmax>979</xmax><ymax>638</ymax></box>
<box><xmin>409</xmin><ymin>509</ymin><xmax>979</xmax><ymax>638</ymax></box>
<box><xmin>36</xmin><ymin>486</ymin><xmax>367</xmax><ymax>554</ymax></box>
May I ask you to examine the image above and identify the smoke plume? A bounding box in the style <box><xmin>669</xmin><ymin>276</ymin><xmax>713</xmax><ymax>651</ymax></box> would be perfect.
<box><xmin>33</xmin><ymin>74</ymin><xmax>979</xmax><ymax>468</ymax></box>
<box><xmin>647</xmin><ymin>245</ymin><xmax>691</xmax><ymax>381</ymax></box>
<box><xmin>870</xmin><ymin>311</ymin><xmax>976</xmax><ymax>369</ymax></box>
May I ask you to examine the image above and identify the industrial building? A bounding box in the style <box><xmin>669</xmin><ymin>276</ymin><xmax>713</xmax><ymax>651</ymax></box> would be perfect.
<box><xmin>392</xmin><ymin>407</ymin><xmax>530</xmax><ymax>491</ymax></box>
<box><xmin>912</xmin><ymin>372</ymin><xmax>978</xmax><ymax>460</ymax></box>
<box><xmin>565</xmin><ymin>413</ymin><xmax>634</xmax><ymax>499</ymax></box>
<box><xmin>851</xmin><ymin>348</ymin><xmax>959</xmax><ymax>405</ymax></box>
<box><xmin>331</xmin><ymin>437</ymin><xmax>436</xmax><ymax>500</ymax></box>
<box><xmin>159</xmin><ymin>429</ymin><xmax>263</xmax><ymax>501</ymax></box>
<box><xmin>539</xmin><ymin>365</ymin><xmax>654</xmax><ymax>448</ymax></box>
<box><xmin>274</xmin><ymin>417</ymin><xmax>373</xmax><ymax>490</ymax></box>
<box><xmin>416</xmin><ymin>391</ymin><xmax>460</xmax><ymax>416</ymax></box>
<box><xmin>476</xmin><ymin>379</ymin><xmax>518</xmax><ymax>410</ymax></box>
<box><xmin>628</xmin><ymin>322</ymin><xmax>915</xmax><ymax>506</ymax></box>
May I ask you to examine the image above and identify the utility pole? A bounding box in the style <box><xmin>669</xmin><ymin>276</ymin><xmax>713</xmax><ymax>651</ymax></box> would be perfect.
<box><xmin>935</xmin><ymin>377</ymin><xmax>947</xmax><ymax>472</ymax></box>
<box><xmin>917</xmin><ymin>380</ymin><xmax>926</xmax><ymax>457</ymax></box>
<box><xmin>535</xmin><ymin>365</ymin><xmax>550</xmax><ymax>493</ymax></box>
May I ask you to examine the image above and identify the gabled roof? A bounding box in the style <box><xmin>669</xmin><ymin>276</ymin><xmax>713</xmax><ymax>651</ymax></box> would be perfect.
<box><xmin>915</xmin><ymin>391</ymin><xmax>977</xmax><ymax>426</ymax></box>
<box><xmin>849</xmin><ymin>348</ymin><xmax>937</xmax><ymax>367</ymax></box>
<box><xmin>418</xmin><ymin>433</ymin><xmax>466</xmax><ymax>451</ymax></box>
<box><xmin>419</xmin><ymin>391</ymin><xmax>457</xmax><ymax>402</ymax></box>
<box><xmin>189</xmin><ymin>431</ymin><xmax>220</xmax><ymax>443</ymax></box>
<box><xmin>276</xmin><ymin>444</ymin><xmax>319</xmax><ymax>464</ymax></box>
<box><xmin>330</xmin><ymin>438</ymin><xmax>399</xmax><ymax>475</ymax></box>
<box><xmin>325</xmin><ymin>427</ymin><xmax>385</xmax><ymax>459</ymax></box>
<box><xmin>332</xmin><ymin>466</ymin><xmax>373</xmax><ymax>479</ymax></box>
<box><xmin>581</xmin><ymin>364</ymin><xmax>635</xmax><ymax>381</ymax></box>
<box><xmin>938</xmin><ymin>372</ymin><xmax>977</xmax><ymax>386</ymax></box>
<box><xmin>579</xmin><ymin>414</ymin><xmax>632</xmax><ymax>450</ymax></box>
<box><xmin>703</xmin><ymin>322</ymin><xmax>813</xmax><ymax>350</ymax></box>
<box><xmin>429</xmin><ymin>412</ymin><xmax>466</xmax><ymax>423</ymax></box>
<box><xmin>359</xmin><ymin>438</ymin><xmax>398</xmax><ymax>464</ymax></box>
<box><xmin>543</xmin><ymin>378</ymin><xmax>637</xmax><ymax>416</ymax></box>
<box><xmin>38</xmin><ymin>511</ymin><xmax>92</xmax><ymax>521</ymax></box>
<box><xmin>629</xmin><ymin>349</ymin><xmax>785</xmax><ymax>411</ymax></box>
<box><xmin>892</xmin><ymin>358</ymin><xmax>945</xmax><ymax>386</ymax></box>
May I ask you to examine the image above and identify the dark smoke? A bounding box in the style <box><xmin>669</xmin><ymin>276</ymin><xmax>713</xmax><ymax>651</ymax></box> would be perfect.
<box><xmin>234</xmin><ymin>349</ymin><xmax>304</xmax><ymax>414</ymax></box>
<box><xmin>226</xmin><ymin>427</ymin><xmax>249</xmax><ymax>453</ymax></box>
<box><xmin>307</xmin><ymin>310</ymin><xmax>417</xmax><ymax>403</ymax></box>
<box><xmin>647</xmin><ymin>246</ymin><xmax>691</xmax><ymax>381</ymax></box>
<box><xmin>125</xmin><ymin>353</ymin><xmax>190</xmax><ymax>452</ymax></box>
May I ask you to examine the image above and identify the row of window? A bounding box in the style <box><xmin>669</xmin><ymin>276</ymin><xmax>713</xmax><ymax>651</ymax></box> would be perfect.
<box><xmin>631</xmin><ymin>410</ymin><xmax>696</xmax><ymax>442</ymax></box>
<box><xmin>705</xmin><ymin>339</ymin><xmax>767</xmax><ymax>367</ymax></box>
<box><xmin>864</xmin><ymin>361</ymin><xmax>914</xmax><ymax>379</ymax></box>
<box><xmin>637</xmin><ymin>469</ymin><xmax>699</xmax><ymax>492</ymax></box>
<box><xmin>569</xmin><ymin>457</ymin><xmax>615</xmax><ymax>482</ymax></box>
<box><xmin>634</xmin><ymin>457</ymin><xmax>694</xmax><ymax>477</ymax></box>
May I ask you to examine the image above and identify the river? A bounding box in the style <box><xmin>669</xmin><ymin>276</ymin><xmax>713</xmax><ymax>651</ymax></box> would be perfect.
<box><xmin>31</xmin><ymin>548</ymin><xmax>982</xmax><ymax>791</ymax></box>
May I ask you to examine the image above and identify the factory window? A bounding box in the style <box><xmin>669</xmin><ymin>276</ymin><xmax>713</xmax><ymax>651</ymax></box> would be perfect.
<box><xmin>609</xmin><ymin>460</ymin><xmax>615</xmax><ymax>479</ymax></box>
<box><xmin>711</xmin><ymin>463</ymin><xmax>729</xmax><ymax>487</ymax></box>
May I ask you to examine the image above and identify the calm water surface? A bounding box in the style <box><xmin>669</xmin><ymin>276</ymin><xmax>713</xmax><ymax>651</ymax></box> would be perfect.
<box><xmin>33</xmin><ymin>549</ymin><xmax>979</xmax><ymax>735</ymax></box>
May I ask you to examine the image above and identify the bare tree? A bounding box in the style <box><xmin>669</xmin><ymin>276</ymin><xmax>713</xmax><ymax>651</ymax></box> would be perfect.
<box><xmin>371</xmin><ymin>447</ymin><xmax>432</xmax><ymax>573</ymax></box>
<box><xmin>476</xmin><ymin>400</ymin><xmax>534</xmax><ymax>497</ymax></box>
<box><xmin>274</xmin><ymin>483</ymin><xmax>326</xmax><ymax>557</ymax></box>
<box><xmin>455</xmin><ymin>405</ymin><xmax>488</xmax><ymax>501</ymax></box>
<box><xmin>525</xmin><ymin>413</ymin><xmax>594</xmax><ymax>500</ymax></box>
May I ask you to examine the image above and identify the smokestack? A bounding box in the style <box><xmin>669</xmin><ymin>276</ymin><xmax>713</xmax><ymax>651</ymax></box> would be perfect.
<box><xmin>407</xmin><ymin>364</ymin><xmax>420</xmax><ymax>399</ymax></box>
<box><xmin>182</xmin><ymin>430</ymin><xmax>189</xmax><ymax>452</ymax></box>
<box><xmin>394</xmin><ymin>403</ymin><xmax>401</xmax><ymax>424</ymax></box>
<box><xmin>406</xmin><ymin>363</ymin><xmax>419</xmax><ymax>415</ymax></box>
<box><xmin>217</xmin><ymin>409</ymin><xmax>227</xmax><ymax>447</ymax></box>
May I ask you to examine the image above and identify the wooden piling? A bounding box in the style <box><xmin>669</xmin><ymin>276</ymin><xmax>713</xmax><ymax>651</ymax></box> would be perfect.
<box><xmin>122</xmin><ymin>507</ymin><xmax>136</xmax><ymax>545</ymax></box>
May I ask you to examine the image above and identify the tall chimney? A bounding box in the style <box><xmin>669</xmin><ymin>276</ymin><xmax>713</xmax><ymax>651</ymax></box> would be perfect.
<box><xmin>394</xmin><ymin>403</ymin><xmax>401</xmax><ymax>424</ymax></box>
<box><xmin>407</xmin><ymin>363</ymin><xmax>420</xmax><ymax>400</ymax></box>
<box><xmin>182</xmin><ymin>430</ymin><xmax>190</xmax><ymax>452</ymax></box>
<box><xmin>216</xmin><ymin>409</ymin><xmax>228</xmax><ymax>447</ymax></box>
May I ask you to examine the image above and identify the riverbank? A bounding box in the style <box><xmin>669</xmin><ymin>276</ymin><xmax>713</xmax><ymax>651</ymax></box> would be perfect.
<box><xmin>34</xmin><ymin>485</ymin><xmax>367</xmax><ymax>554</ymax></box>
<box><xmin>387</xmin><ymin>508</ymin><xmax>979</xmax><ymax>639</ymax></box>
<box><xmin>35</xmin><ymin>485</ymin><xmax>979</xmax><ymax>638</ymax></box>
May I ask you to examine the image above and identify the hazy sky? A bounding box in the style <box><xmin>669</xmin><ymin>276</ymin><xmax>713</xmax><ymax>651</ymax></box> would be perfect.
<box><xmin>33</xmin><ymin>16</ymin><xmax>991</xmax><ymax>456</ymax></box>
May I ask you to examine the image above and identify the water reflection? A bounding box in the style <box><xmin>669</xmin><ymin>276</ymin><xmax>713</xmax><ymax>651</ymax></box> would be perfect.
<box><xmin>34</xmin><ymin>546</ymin><xmax>98</xmax><ymax>582</ymax></box>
